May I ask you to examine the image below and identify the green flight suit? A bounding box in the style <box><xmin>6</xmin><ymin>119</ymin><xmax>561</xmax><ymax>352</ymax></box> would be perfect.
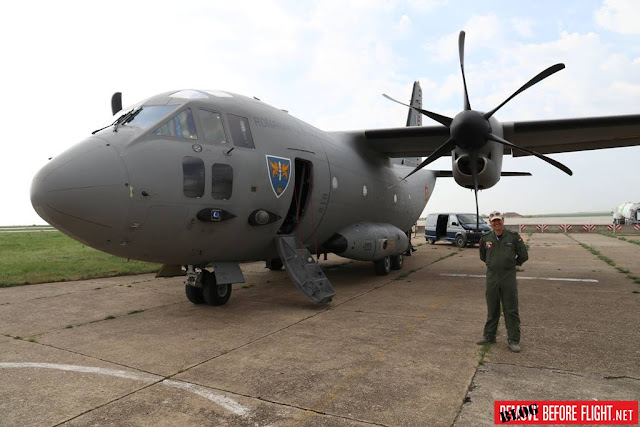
<box><xmin>479</xmin><ymin>229</ymin><xmax>528</xmax><ymax>343</ymax></box>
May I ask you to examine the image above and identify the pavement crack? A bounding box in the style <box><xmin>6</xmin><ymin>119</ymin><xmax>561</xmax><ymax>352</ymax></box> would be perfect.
<box><xmin>51</xmin><ymin>300</ymin><xmax>185</xmax><ymax>332</ymax></box>
<box><xmin>488</xmin><ymin>361</ymin><xmax>639</xmax><ymax>381</ymax></box>
<box><xmin>53</xmin><ymin>380</ymin><xmax>164</xmax><ymax>426</ymax></box>
<box><xmin>604</xmin><ymin>375</ymin><xmax>640</xmax><ymax>381</ymax></box>
<box><xmin>452</xmin><ymin>348</ymin><xmax>489</xmax><ymax>426</ymax></box>
<box><xmin>519</xmin><ymin>323</ymin><xmax>638</xmax><ymax>338</ymax></box>
<box><xmin>160</xmin><ymin>379</ymin><xmax>390</xmax><ymax>427</ymax></box>
<box><xmin>20</xmin><ymin>339</ymin><xmax>167</xmax><ymax>379</ymax></box>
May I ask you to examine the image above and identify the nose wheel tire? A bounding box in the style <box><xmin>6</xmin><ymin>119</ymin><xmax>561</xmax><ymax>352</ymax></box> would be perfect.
<box><xmin>390</xmin><ymin>254</ymin><xmax>403</xmax><ymax>270</ymax></box>
<box><xmin>185</xmin><ymin>284</ymin><xmax>205</xmax><ymax>304</ymax></box>
<box><xmin>374</xmin><ymin>256</ymin><xmax>391</xmax><ymax>275</ymax></box>
<box><xmin>266</xmin><ymin>258</ymin><xmax>284</xmax><ymax>271</ymax></box>
<box><xmin>202</xmin><ymin>270</ymin><xmax>232</xmax><ymax>306</ymax></box>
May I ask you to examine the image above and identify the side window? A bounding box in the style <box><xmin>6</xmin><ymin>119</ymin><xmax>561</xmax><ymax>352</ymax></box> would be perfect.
<box><xmin>227</xmin><ymin>114</ymin><xmax>255</xmax><ymax>148</ymax></box>
<box><xmin>182</xmin><ymin>157</ymin><xmax>204</xmax><ymax>198</ymax></box>
<box><xmin>155</xmin><ymin>108</ymin><xmax>198</xmax><ymax>140</ymax></box>
<box><xmin>198</xmin><ymin>109</ymin><xmax>227</xmax><ymax>144</ymax></box>
<box><xmin>212</xmin><ymin>164</ymin><xmax>233</xmax><ymax>200</ymax></box>
<box><xmin>448</xmin><ymin>215</ymin><xmax>458</xmax><ymax>226</ymax></box>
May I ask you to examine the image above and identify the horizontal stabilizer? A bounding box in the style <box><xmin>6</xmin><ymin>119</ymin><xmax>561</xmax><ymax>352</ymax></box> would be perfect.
<box><xmin>434</xmin><ymin>171</ymin><xmax>531</xmax><ymax>178</ymax></box>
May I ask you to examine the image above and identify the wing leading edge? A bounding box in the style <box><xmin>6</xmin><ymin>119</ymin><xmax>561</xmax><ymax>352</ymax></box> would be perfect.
<box><xmin>332</xmin><ymin>113</ymin><xmax>640</xmax><ymax>158</ymax></box>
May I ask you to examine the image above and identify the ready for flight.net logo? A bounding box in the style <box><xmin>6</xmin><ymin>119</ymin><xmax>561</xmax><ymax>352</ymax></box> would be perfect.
<box><xmin>494</xmin><ymin>400</ymin><xmax>638</xmax><ymax>424</ymax></box>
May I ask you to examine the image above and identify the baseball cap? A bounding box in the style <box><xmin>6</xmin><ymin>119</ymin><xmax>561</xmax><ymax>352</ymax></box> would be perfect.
<box><xmin>489</xmin><ymin>211</ymin><xmax>504</xmax><ymax>221</ymax></box>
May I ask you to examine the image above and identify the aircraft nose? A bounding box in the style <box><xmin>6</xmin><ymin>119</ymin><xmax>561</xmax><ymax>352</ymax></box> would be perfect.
<box><xmin>31</xmin><ymin>138</ymin><xmax>130</xmax><ymax>243</ymax></box>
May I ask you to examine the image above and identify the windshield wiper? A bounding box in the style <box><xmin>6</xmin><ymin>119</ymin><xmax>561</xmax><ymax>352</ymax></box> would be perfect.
<box><xmin>113</xmin><ymin>107</ymin><xmax>142</xmax><ymax>132</ymax></box>
<box><xmin>91</xmin><ymin>107</ymin><xmax>142</xmax><ymax>135</ymax></box>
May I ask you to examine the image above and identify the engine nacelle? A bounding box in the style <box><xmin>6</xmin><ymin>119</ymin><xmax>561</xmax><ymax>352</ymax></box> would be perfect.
<box><xmin>452</xmin><ymin>117</ymin><xmax>504</xmax><ymax>190</ymax></box>
<box><xmin>324</xmin><ymin>222</ymin><xmax>409</xmax><ymax>261</ymax></box>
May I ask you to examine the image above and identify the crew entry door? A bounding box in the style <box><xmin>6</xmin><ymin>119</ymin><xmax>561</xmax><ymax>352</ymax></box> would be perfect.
<box><xmin>278</xmin><ymin>158</ymin><xmax>313</xmax><ymax>235</ymax></box>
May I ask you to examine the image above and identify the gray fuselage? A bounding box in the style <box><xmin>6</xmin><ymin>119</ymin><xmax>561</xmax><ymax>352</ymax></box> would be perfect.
<box><xmin>31</xmin><ymin>90</ymin><xmax>436</xmax><ymax>265</ymax></box>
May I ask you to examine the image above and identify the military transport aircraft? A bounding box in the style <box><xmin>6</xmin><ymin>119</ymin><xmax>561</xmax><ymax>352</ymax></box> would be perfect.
<box><xmin>31</xmin><ymin>31</ymin><xmax>640</xmax><ymax>306</ymax></box>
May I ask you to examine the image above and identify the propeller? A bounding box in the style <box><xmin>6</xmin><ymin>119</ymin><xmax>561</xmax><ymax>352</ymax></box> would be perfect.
<box><xmin>384</xmin><ymin>30</ymin><xmax>572</xmax><ymax>230</ymax></box>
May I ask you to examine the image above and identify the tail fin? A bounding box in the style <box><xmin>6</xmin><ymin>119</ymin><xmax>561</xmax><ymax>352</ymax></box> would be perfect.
<box><xmin>395</xmin><ymin>81</ymin><xmax>422</xmax><ymax>167</ymax></box>
<box><xmin>406</xmin><ymin>81</ymin><xmax>422</xmax><ymax>127</ymax></box>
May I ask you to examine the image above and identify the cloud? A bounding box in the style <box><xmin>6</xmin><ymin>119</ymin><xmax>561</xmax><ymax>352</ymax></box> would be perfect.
<box><xmin>423</xmin><ymin>14</ymin><xmax>503</xmax><ymax>63</ymax></box>
<box><xmin>407</xmin><ymin>0</ymin><xmax>448</xmax><ymax>12</ymax></box>
<box><xmin>512</xmin><ymin>18</ymin><xmax>534</xmax><ymax>38</ymax></box>
<box><xmin>595</xmin><ymin>0</ymin><xmax>640</xmax><ymax>34</ymax></box>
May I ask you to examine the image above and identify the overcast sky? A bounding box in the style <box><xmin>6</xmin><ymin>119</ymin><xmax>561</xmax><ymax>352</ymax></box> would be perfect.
<box><xmin>2</xmin><ymin>0</ymin><xmax>639</xmax><ymax>225</ymax></box>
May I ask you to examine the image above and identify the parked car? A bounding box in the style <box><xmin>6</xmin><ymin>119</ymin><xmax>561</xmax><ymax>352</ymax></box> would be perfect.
<box><xmin>425</xmin><ymin>213</ymin><xmax>491</xmax><ymax>247</ymax></box>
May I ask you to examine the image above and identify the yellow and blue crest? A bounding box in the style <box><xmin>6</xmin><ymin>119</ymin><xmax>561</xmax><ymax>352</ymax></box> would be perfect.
<box><xmin>266</xmin><ymin>155</ymin><xmax>291</xmax><ymax>198</ymax></box>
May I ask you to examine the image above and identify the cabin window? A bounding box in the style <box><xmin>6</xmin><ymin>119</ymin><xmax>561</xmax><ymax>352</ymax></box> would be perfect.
<box><xmin>211</xmin><ymin>164</ymin><xmax>233</xmax><ymax>200</ymax></box>
<box><xmin>228</xmin><ymin>114</ymin><xmax>255</xmax><ymax>148</ymax></box>
<box><xmin>155</xmin><ymin>108</ymin><xmax>198</xmax><ymax>140</ymax></box>
<box><xmin>182</xmin><ymin>156</ymin><xmax>205</xmax><ymax>198</ymax></box>
<box><xmin>199</xmin><ymin>109</ymin><xmax>227</xmax><ymax>144</ymax></box>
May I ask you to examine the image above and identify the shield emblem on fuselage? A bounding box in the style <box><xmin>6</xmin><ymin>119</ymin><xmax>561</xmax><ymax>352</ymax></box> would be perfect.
<box><xmin>266</xmin><ymin>155</ymin><xmax>291</xmax><ymax>198</ymax></box>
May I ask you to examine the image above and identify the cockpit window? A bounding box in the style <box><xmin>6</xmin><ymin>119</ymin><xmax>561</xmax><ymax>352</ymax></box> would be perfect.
<box><xmin>198</xmin><ymin>109</ymin><xmax>226</xmax><ymax>144</ymax></box>
<box><xmin>121</xmin><ymin>105</ymin><xmax>179</xmax><ymax>130</ymax></box>
<box><xmin>227</xmin><ymin>114</ymin><xmax>255</xmax><ymax>148</ymax></box>
<box><xmin>170</xmin><ymin>89</ymin><xmax>208</xmax><ymax>99</ymax></box>
<box><xmin>155</xmin><ymin>108</ymin><xmax>198</xmax><ymax>140</ymax></box>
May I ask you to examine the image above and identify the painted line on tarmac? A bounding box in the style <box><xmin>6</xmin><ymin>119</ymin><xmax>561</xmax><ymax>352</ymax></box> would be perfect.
<box><xmin>440</xmin><ymin>273</ymin><xmax>598</xmax><ymax>283</ymax></box>
<box><xmin>0</xmin><ymin>362</ymin><xmax>250</xmax><ymax>417</ymax></box>
<box><xmin>163</xmin><ymin>380</ymin><xmax>249</xmax><ymax>416</ymax></box>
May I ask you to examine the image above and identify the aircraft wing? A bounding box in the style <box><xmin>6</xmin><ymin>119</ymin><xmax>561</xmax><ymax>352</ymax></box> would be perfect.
<box><xmin>332</xmin><ymin>113</ymin><xmax>640</xmax><ymax>158</ymax></box>
<box><xmin>331</xmin><ymin>126</ymin><xmax>450</xmax><ymax>158</ymax></box>
<box><xmin>502</xmin><ymin>114</ymin><xmax>640</xmax><ymax>156</ymax></box>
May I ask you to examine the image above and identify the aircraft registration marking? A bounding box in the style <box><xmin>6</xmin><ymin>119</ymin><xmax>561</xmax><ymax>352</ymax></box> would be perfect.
<box><xmin>440</xmin><ymin>273</ymin><xmax>598</xmax><ymax>283</ymax></box>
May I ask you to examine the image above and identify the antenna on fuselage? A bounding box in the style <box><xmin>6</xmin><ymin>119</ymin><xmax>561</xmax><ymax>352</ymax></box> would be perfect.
<box><xmin>111</xmin><ymin>92</ymin><xmax>122</xmax><ymax>116</ymax></box>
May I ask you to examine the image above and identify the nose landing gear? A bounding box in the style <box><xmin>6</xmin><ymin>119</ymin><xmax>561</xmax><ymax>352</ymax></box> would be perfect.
<box><xmin>184</xmin><ymin>266</ymin><xmax>232</xmax><ymax>306</ymax></box>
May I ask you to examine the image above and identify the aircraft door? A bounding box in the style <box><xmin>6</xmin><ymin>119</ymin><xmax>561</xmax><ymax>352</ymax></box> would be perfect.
<box><xmin>447</xmin><ymin>214</ymin><xmax>460</xmax><ymax>240</ymax></box>
<box><xmin>277</xmin><ymin>157</ymin><xmax>330</xmax><ymax>251</ymax></box>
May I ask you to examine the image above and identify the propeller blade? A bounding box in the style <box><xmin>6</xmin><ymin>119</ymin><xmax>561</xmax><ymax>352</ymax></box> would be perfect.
<box><xmin>470</xmin><ymin>151</ymin><xmax>480</xmax><ymax>230</ymax></box>
<box><xmin>484</xmin><ymin>63</ymin><xmax>565</xmax><ymax>119</ymax></box>
<box><xmin>383</xmin><ymin>94</ymin><xmax>453</xmax><ymax>127</ymax></box>
<box><xmin>458</xmin><ymin>31</ymin><xmax>471</xmax><ymax>111</ymax></box>
<box><xmin>487</xmin><ymin>133</ymin><xmax>573</xmax><ymax>176</ymax></box>
<box><xmin>111</xmin><ymin>92</ymin><xmax>123</xmax><ymax>116</ymax></box>
<box><xmin>403</xmin><ymin>138</ymin><xmax>455</xmax><ymax>179</ymax></box>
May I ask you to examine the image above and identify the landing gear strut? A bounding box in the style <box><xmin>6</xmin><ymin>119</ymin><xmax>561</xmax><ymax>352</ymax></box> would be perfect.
<box><xmin>184</xmin><ymin>266</ymin><xmax>232</xmax><ymax>306</ymax></box>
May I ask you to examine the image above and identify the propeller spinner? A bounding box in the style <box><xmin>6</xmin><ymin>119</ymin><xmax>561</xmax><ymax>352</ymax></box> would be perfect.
<box><xmin>384</xmin><ymin>31</ymin><xmax>572</xmax><ymax>230</ymax></box>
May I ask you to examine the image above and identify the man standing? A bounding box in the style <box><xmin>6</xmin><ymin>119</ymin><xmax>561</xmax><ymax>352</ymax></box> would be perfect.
<box><xmin>477</xmin><ymin>211</ymin><xmax>528</xmax><ymax>352</ymax></box>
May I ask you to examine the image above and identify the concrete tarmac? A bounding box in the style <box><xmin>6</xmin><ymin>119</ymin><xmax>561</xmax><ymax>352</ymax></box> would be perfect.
<box><xmin>0</xmin><ymin>234</ymin><xmax>638</xmax><ymax>426</ymax></box>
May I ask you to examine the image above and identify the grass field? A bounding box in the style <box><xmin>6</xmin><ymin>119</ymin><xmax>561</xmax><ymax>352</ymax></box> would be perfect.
<box><xmin>0</xmin><ymin>231</ymin><xmax>161</xmax><ymax>287</ymax></box>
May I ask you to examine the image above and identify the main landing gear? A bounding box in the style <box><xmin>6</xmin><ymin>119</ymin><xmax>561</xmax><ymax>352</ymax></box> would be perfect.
<box><xmin>373</xmin><ymin>254</ymin><xmax>403</xmax><ymax>275</ymax></box>
<box><xmin>184</xmin><ymin>266</ymin><xmax>232</xmax><ymax>306</ymax></box>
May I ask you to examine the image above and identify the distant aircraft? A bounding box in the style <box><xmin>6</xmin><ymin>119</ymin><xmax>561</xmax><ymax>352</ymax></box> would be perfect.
<box><xmin>31</xmin><ymin>31</ymin><xmax>640</xmax><ymax>306</ymax></box>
